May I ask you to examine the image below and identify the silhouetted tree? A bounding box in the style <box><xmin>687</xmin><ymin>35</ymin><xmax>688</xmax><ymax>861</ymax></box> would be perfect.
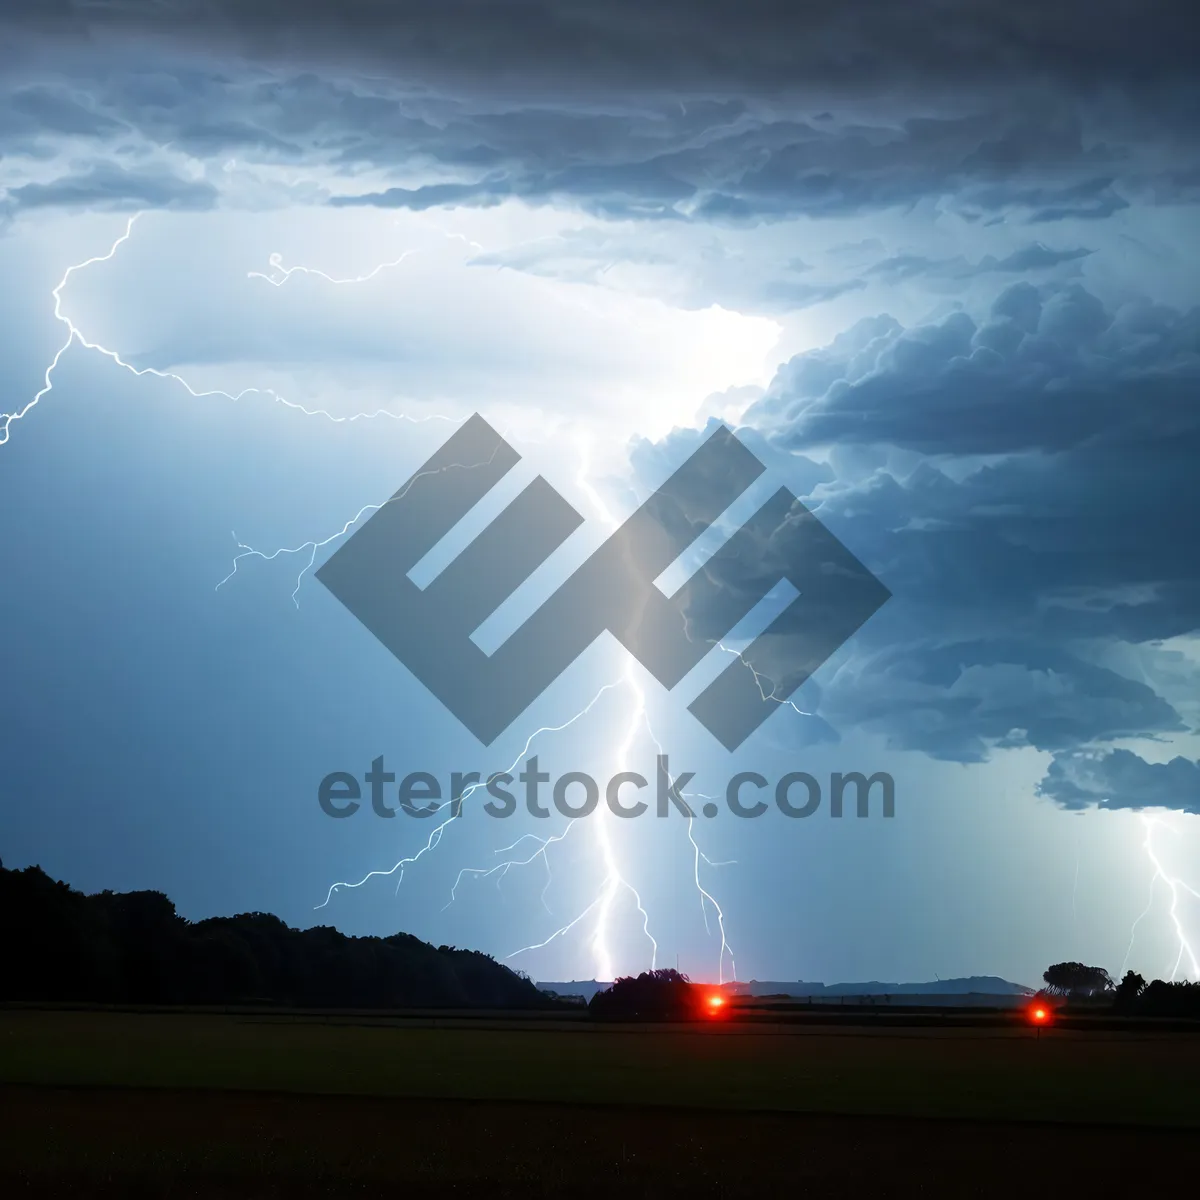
<box><xmin>1042</xmin><ymin>962</ymin><xmax>1113</xmax><ymax>999</ymax></box>
<box><xmin>1113</xmin><ymin>970</ymin><xmax>1147</xmax><ymax>1011</ymax></box>
<box><xmin>589</xmin><ymin>969</ymin><xmax>709</xmax><ymax>1020</ymax></box>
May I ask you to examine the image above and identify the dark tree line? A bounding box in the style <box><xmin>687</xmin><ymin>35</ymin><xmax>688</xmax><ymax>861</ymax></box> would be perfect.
<box><xmin>1111</xmin><ymin>970</ymin><xmax>1200</xmax><ymax>1018</ymax></box>
<box><xmin>1042</xmin><ymin>962</ymin><xmax>1200</xmax><ymax>1017</ymax></box>
<box><xmin>0</xmin><ymin>861</ymin><xmax>551</xmax><ymax>1009</ymax></box>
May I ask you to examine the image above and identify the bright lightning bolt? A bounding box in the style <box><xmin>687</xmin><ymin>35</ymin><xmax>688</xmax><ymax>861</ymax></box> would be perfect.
<box><xmin>593</xmin><ymin>660</ymin><xmax>661</xmax><ymax>981</ymax></box>
<box><xmin>640</xmin><ymin>700</ymin><xmax>739</xmax><ymax>984</ymax></box>
<box><xmin>1</xmin><ymin>215</ymin><xmax>141</xmax><ymax>446</ymax></box>
<box><xmin>563</xmin><ymin>436</ymin><xmax>732</xmax><ymax>982</ymax></box>
<box><xmin>1128</xmin><ymin>814</ymin><xmax>1200</xmax><ymax>981</ymax></box>
<box><xmin>446</xmin><ymin>446</ymin><xmax>655</xmax><ymax>982</ymax></box>
<box><xmin>501</xmin><ymin>662</ymin><xmax>660</xmax><ymax>978</ymax></box>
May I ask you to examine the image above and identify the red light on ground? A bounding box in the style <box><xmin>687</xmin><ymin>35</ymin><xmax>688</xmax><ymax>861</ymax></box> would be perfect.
<box><xmin>707</xmin><ymin>994</ymin><xmax>725</xmax><ymax>1011</ymax></box>
<box><xmin>1030</xmin><ymin>1005</ymin><xmax>1049</xmax><ymax>1023</ymax></box>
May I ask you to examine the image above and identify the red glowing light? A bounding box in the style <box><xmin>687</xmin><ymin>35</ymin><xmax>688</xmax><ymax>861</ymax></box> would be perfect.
<box><xmin>707</xmin><ymin>994</ymin><xmax>725</xmax><ymax>1010</ymax></box>
<box><xmin>1031</xmin><ymin>1006</ymin><xmax>1049</xmax><ymax>1023</ymax></box>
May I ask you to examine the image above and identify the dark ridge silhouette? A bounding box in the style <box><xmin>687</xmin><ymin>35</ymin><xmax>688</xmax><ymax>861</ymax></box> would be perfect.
<box><xmin>0</xmin><ymin>860</ymin><xmax>550</xmax><ymax>1009</ymax></box>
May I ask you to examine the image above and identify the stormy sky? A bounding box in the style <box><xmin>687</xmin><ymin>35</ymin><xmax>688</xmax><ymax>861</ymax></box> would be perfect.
<box><xmin>1</xmin><ymin>2</ymin><xmax>1198</xmax><ymax>986</ymax></box>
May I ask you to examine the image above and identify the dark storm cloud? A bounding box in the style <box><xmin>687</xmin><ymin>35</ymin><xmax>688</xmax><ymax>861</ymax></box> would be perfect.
<box><xmin>0</xmin><ymin>2</ymin><xmax>1194</xmax><ymax>808</ymax></box>
<box><xmin>324</xmin><ymin>110</ymin><xmax>1168</xmax><ymax>223</ymax></box>
<box><xmin>826</xmin><ymin>642</ymin><xmax>1184</xmax><ymax>764</ymax></box>
<box><xmin>1037</xmin><ymin>749</ymin><xmax>1200</xmax><ymax>813</ymax></box>
<box><xmin>961</xmin><ymin>177</ymin><xmax>1133</xmax><ymax>224</ymax></box>
<box><xmin>751</xmin><ymin>282</ymin><xmax>1200</xmax><ymax>456</ymax></box>
<box><xmin>811</xmin><ymin>448</ymin><xmax>1200</xmax><ymax>648</ymax></box>
<box><xmin>866</xmin><ymin>243</ymin><xmax>1093</xmax><ymax>283</ymax></box>
<box><xmin>331</xmin><ymin>179</ymin><xmax>514</xmax><ymax>212</ymax></box>
<box><xmin>3</xmin><ymin>161</ymin><xmax>218</xmax><ymax>212</ymax></box>
<box><xmin>639</xmin><ymin>281</ymin><xmax>1200</xmax><ymax>775</ymax></box>
<box><xmin>0</xmin><ymin>86</ymin><xmax>126</xmax><ymax>139</ymax></box>
<box><xmin>168</xmin><ymin>119</ymin><xmax>303</xmax><ymax>156</ymax></box>
<box><xmin>4</xmin><ymin>2</ymin><xmax>1197</xmax><ymax>97</ymax></box>
<box><xmin>0</xmin><ymin>4</ymin><xmax>1197</xmax><ymax>223</ymax></box>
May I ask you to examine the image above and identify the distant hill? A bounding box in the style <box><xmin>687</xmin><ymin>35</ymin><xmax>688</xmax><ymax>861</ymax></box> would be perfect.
<box><xmin>539</xmin><ymin>976</ymin><xmax>1034</xmax><ymax>1003</ymax></box>
<box><xmin>0</xmin><ymin>861</ymin><xmax>549</xmax><ymax>1010</ymax></box>
<box><xmin>778</xmin><ymin>976</ymin><xmax>1034</xmax><ymax>997</ymax></box>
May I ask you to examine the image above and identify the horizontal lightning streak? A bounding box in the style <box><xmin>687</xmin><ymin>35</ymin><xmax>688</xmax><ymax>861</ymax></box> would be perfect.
<box><xmin>247</xmin><ymin>250</ymin><xmax>416</xmax><ymax>288</ymax></box>
<box><xmin>1</xmin><ymin>214</ymin><xmax>446</xmax><ymax>448</ymax></box>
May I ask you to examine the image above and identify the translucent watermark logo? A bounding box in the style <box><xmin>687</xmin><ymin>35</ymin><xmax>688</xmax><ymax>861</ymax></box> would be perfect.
<box><xmin>318</xmin><ymin>756</ymin><xmax>894</xmax><ymax>821</ymax></box>
<box><xmin>316</xmin><ymin>415</ymin><xmax>889</xmax><ymax>751</ymax></box>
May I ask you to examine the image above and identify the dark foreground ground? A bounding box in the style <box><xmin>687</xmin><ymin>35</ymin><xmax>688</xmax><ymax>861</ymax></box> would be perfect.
<box><xmin>3</xmin><ymin>1008</ymin><xmax>1199</xmax><ymax>1196</ymax></box>
<box><xmin>4</xmin><ymin>1085</ymin><xmax>1200</xmax><ymax>1199</ymax></box>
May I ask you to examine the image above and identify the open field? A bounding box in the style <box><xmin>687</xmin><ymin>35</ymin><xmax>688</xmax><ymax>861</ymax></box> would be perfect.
<box><xmin>3</xmin><ymin>1007</ymin><xmax>1200</xmax><ymax>1125</ymax></box>
<box><xmin>4</xmin><ymin>1086</ymin><xmax>1200</xmax><ymax>1198</ymax></box>
<box><xmin>3</xmin><ymin>1008</ymin><xmax>1200</xmax><ymax>1195</ymax></box>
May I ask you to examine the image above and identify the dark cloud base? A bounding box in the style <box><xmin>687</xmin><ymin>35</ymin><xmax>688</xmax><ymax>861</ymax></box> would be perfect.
<box><xmin>6</xmin><ymin>2</ymin><xmax>1198</xmax><ymax>96</ymax></box>
<box><xmin>1</xmin><ymin>3</ymin><xmax>1198</xmax><ymax>224</ymax></box>
<box><xmin>1038</xmin><ymin>749</ymin><xmax>1200</xmax><ymax>814</ymax></box>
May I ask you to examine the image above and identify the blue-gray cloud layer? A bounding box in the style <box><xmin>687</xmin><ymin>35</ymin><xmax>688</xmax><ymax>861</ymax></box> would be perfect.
<box><xmin>0</xmin><ymin>3</ymin><xmax>1197</xmax><ymax>226</ymax></box>
<box><xmin>3</xmin><ymin>1</ymin><xmax>1198</xmax><ymax>817</ymax></box>
<box><xmin>1038</xmin><ymin>749</ymin><xmax>1200</xmax><ymax>814</ymax></box>
<box><xmin>648</xmin><ymin>280</ymin><xmax>1200</xmax><ymax>804</ymax></box>
<box><xmin>6</xmin><ymin>3</ymin><xmax>1197</xmax><ymax>94</ymax></box>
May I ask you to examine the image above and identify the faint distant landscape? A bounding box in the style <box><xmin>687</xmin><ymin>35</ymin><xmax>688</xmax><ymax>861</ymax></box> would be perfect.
<box><xmin>538</xmin><ymin>976</ymin><xmax>1035</xmax><ymax>1005</ymax></box>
